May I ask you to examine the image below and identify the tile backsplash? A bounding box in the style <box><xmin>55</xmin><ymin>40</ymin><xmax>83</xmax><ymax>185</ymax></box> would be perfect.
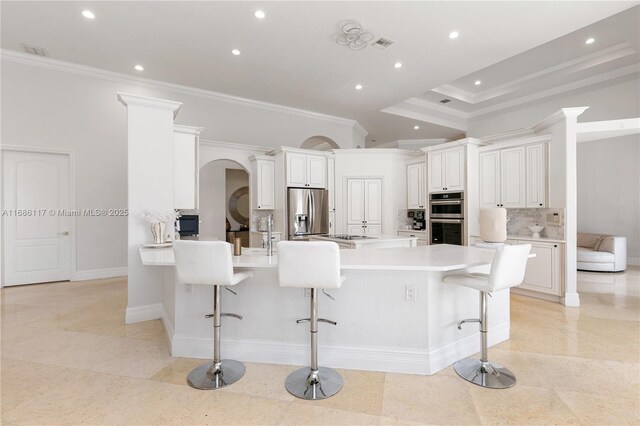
<box><xmin>506</xmin><ymin>208</ymin><xmax>565</xmax><ymax>240</ymax></box>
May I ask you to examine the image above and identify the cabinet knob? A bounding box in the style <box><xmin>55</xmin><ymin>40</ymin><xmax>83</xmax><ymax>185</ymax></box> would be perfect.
<box><xmin>540</xmin><ymin>203</ymin><xmax>543</xmax><ymax>206</ymax></box>
<box><xmin>554</xmin><ymin>244</ymin><xmax>557</xmax><ymax>248</ymax></box>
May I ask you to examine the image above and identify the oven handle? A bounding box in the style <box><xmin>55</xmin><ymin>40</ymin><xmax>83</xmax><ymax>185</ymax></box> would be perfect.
<box><xmin>429</xmin><ymin>200</ymin><xmax>463</xmax><ymax>205</ymax></box>
<box><xmin>430</xmin><ymin>219</ymin><xmax>463</xmax><ymax>224</ymax></box>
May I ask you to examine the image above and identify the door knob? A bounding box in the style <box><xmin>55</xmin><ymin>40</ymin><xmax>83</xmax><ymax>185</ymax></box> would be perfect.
<box><xmin>59</xmin><ymin>231</ymin><xmax>70</xmax><ymax>236</ymax></box>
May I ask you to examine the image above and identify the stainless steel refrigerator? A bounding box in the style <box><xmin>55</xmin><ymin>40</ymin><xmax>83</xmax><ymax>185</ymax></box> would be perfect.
<box><xmin>287</xmin><ymin>188</ymin><xmax>329</xmax><ymax>240</ymax></box>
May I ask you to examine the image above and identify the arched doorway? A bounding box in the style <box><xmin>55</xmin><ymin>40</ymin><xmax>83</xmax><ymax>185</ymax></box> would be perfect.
<box><xmin>300</xmin><ymin>136</ymin><xmax>339</xmax><ymax>151</ymax></box>
<box><xmin>199</xmin><ymin>159</ymin><xmax>249</xmax><ymax>243</ymax></box>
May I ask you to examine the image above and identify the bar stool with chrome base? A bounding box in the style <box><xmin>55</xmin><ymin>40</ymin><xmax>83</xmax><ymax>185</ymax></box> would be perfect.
<box><xmin>444</xmin><ymin>243</ymin><xmax>531</xmax><ymax>389</ymax></box>
<box><xmin>277</xmin><ymin>241</ymin><xmax>345</xmax><ymax>400</ymax></box>
<box><xmin>173</xmin><ymin>240</ymin><xmax>253</xmax><ymax>390</ymax></box>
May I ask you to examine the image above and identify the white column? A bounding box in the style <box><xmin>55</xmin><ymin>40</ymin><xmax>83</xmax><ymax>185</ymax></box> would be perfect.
<box><xmin>117</xmin><ymin>93</ymin><xmax>182</xmax><ymax>323</ymax></box>
<box><xmin>534</xmin><ymin>107</ymin><xmax>588</xmax><ymax>307</ymax></box>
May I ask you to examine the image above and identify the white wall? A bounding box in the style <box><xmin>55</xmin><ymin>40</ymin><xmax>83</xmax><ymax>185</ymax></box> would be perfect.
<box><xmin>1</xmin><ymin>53</ymin><xmax>362</xmax><ymax>276</ymax></box>
<box><xmin>468</xmin><ymin>77</ymin><xmax>640</xmax><ymax>263</ymax></box>
<box><xmin>577</xmin><ymin>135</ymin><xmax>640</xmax><ymax>262</ymax></box>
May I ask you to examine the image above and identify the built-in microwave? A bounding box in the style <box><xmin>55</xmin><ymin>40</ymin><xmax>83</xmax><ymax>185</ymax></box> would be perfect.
<box><xmin>429</xmin><ymin>192</ymin><xmax>464</xmax><ymax>219</ymax></box>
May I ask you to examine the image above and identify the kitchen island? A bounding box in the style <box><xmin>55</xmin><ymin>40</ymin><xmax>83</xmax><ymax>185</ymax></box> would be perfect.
<box><xmin>308</xmin><ymin>234</ymin><xmax>418</xmax><ymax>249</ymax></box>
<box><xmin>140</xmin><ymin>244</ymin><xmax>511</xmax><ymax>375</ymax></box>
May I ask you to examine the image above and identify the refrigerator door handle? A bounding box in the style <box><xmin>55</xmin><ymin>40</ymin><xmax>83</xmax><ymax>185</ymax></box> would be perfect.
<box><xmin>308</xmin><ymin>190</ymin><xmax>314</xmax><ymax>233</ymax></box>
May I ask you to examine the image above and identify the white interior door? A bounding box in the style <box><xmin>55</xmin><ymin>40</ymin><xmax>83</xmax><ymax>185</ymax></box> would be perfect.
<box><xmin>2</xmin><ymin>151</ymin><xmax>71</xmax><ymax>286</ymax></box>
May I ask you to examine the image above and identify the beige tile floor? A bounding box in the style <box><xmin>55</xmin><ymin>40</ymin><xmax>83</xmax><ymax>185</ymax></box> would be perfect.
<box><xmin>1</xmin><ymin>267</ymin><xmax>638</xmax><ymax>425</ymax></box>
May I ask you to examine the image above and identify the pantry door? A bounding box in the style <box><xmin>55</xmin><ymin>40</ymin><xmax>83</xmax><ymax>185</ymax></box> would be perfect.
<box><xmin>2</xmin><ymin>150</ymin><xmax>71</xmax><ymax>286</ymax></box>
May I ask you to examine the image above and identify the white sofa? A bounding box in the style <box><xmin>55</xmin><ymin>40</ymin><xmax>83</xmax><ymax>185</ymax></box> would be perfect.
<box><xmin>577</xmin><ymin>233</ymin><xmax>627</xmax><ymax>272</ymax></box>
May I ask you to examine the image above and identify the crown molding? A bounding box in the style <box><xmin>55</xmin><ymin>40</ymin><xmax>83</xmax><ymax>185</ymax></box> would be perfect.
<box><xmin>353</xmin><ymin>122</ymin><xmax>368</xmax><ymax>138</ymax></box>
<box><xmin>1</xmin><ymin>49</ymin><xmax>367</xmax><ymax>134</ymax></box>
<box><xmin>174</xmin><ymin>124</ymin><xmax>205</xmax><ymax>135</ymax></box>
<box><xmin>533</xmin><ymin>107</ymin><xmax>590</xmax><ymax>133</ymax></box>
<box><xmin>404</xmin><ymin>98</ymin><xmax>469</xmax><ymax>119</ymax></box>
<box><xmin>433</xmin><ymin>42</ymin><xmax>637</xmax><ymax>105</ymax></box>
<box><xmin>381</xmin><ymin>105</ymin><xmax>468</xmax><ymax>131</ymax></box>
<box><xmin>199</xmin><ymin>139</ymin><xmax>272</xmax><ymax>153</ymax></box>
<box><xmin>117</xmin><ymin>92</ymin><xmax>182</xmax><ymax>116</ymax></box>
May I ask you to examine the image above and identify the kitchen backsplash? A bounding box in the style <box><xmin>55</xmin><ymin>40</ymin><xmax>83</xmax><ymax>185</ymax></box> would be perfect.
<box><xmin>506</xmin><ymin>208</ymin><xmax>565</xmax><ymax>240</ymax></box>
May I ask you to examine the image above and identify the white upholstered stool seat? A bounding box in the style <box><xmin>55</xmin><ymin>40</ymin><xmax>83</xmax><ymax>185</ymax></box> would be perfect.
<box><xmin>277</xmin><ymin>241</ymin><xmax>345</xmax><ymax>400</ymax></box>
<box><xmin>443</xmin><ymin>243</ymin><xmax>531</xmax><ymax>389</ymax></box>
<box><xmin>173</xmin><ymin>240</ymin><xmax>253</xmax><ymax>390</ymax></box>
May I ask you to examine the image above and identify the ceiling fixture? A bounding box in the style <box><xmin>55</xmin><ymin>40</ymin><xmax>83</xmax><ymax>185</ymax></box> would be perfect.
<box><xmin>414</xmin><ymin>125</ymin><xmax>420</xmax><ymax>130</ymax></box>
<box><xmin>474</xmin><ymin>80</ymin><xmax>482</xmax><ymax>86</ymax></box>
<box><xmin>82</xmin><ymin>10</ymin><xmax>95</xmax><ymax>19</ymax></box>
<box><xmin>394</xmin><ymin>62</ymin><xmax>403</xmax><ymax>69</ymax></box>
<box><xmin>585</xmin><ymin>37</ymin><xmax>595</xmax><ymax>44</ymax></box>
<box><xmin>134</xmin><ymin>65</ymin><xmax>144</xmax><ymax>71</ymax></box>
<box><xmin>440</xmin><ymin>99</ymin><xmax>451</xmax><ymax>104</ymax></box>
<box><xmin>355</xmin><ymin>84</ymin><xmax>363</xmax><ymax>90</ymax></box>
<box><xmin>336</xmin><ymin>20</ymin><xmax>374</xmax><ymax>50</ymax></box>
<box><xmin>372</xmin><ymin>37</ymin><xmax>394</xmax><ymax>50</ymax></box>
<box><xmin>232</xmin><ymin>49</ymin><xmax>241</xmax><ymax>55</ymax></box>
<box><xmin>448</xmin><ymin>31</ymin><xmax>459</xmax><ymax>39</ymax></box>
<box><xmin>254</xmin><ymin>10</ymin><xmax>265</xmax><ymax>19</ymax></box>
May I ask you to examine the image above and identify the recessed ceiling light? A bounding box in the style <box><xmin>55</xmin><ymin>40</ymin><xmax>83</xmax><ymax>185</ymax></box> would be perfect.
<box><xmin>448</xmin><ymin>31</ymin><xmax>459</xmax><ymax>39</ymax></box>
<box><xmin>474</xmin><ymin>80</ymin><xmax>482</xmax><ymax>86</ymax></box>
<box><xmin>585</xmin><ymin>37</ymin><xmax>595</xmax><ymax>44</ymax></box>
<box><xmin>82</xmin><ymin>10</ymin><xmax>95</xmax><ymax>19</ymax></box>
<box><xmin>254</xmin><ymin>10</ymin><xmax>266</xmax><ymax>19</ymax></box>
<box><xmin>355</xmin><ymin>84</ymin><xmax>363</xmax><ymax>90</ymax></box>
<box><xmin>394</xmin><ymin>62</ymin><xmax>403</xmax><ymax>69</ymax></box>
<box><xmin>414</xmin><ymin>125</ymin><xmax>420</xmax><ymax>130</ymax></box>
<box><xmin>134</xmin><ymin>65</ymin><xmax>144</xmax><ymax>71</ymax></box>
<box><xmin>232</xmin><ymin>49</ymin><xmax>241</xmax><ymax>56</ymax></box>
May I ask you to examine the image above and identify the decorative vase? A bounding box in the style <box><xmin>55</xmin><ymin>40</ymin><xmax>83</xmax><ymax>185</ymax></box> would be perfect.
<box><xmin>151</xmin><ymin>221</ymin><xmax>165</xmax><ymax>244</ymax></box>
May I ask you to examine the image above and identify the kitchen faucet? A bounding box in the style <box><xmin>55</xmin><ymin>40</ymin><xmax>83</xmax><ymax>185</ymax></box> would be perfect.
<box><xmin>266</xmin><ymin>214</ymin><xmax>274</xmax><ymax>257</ymax></box>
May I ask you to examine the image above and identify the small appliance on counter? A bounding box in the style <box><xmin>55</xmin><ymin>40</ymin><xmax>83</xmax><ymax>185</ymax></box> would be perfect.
<box><xmin>178</xmin><ymin>214</ymin><xmax>199</xmax><ymax>237</ymax></box>
<box><xmin>408</xmin><ymin>210</ymin><xmax>426</xmax><ymax>230</ymax></box>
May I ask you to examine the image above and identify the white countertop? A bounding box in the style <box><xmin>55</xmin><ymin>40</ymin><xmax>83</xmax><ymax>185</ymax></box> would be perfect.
<box><xmin>309</xmin><ymin>234</ymin><xmax>418</xmax><ymax>245</ymax></box>
<box><xmin>139</xmin><ymin>244</ymin><xmax>497</xmax><ymax>272</ymax></box>
<box><xmin>472</xmin><ymin>235</ymin><xmax>566</xmax><ymax>243</ymax></box>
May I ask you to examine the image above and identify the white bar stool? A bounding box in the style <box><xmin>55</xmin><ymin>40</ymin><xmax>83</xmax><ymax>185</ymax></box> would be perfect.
<box><xmin>277</xmin><ymin>241</ymin><xmax>345</xmax><ymax>400</ymax></box>
<box><xmin>173</xmin><ymin>240</ymin><xmax>253</xmax><ymax>390</ymax></box>
<box><xmin>444</xmin><ymin>243</ymin><xmax>531</xmax><ymax>389</ymax></box>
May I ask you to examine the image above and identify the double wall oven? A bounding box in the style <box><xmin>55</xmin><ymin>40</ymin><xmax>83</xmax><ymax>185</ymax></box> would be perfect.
<box><xmin>429</xmin><ymin>192</ymin><xmax>464</xmax><ymax>245</ymax></box>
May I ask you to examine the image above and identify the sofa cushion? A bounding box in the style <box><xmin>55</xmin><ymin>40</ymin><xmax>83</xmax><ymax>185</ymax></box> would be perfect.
<box><xmin>577</xmin><ymin>246</ymin><xmax>615</xmax><ymax>263</ymax></box>
<box><xmin>577</xmin><ymin>233</ymin><xmax>604</xmax><ymax>249</ymax></box>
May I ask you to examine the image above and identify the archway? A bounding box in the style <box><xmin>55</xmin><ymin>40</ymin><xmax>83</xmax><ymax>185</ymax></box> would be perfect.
<box><xmin>198</xmin><ymin>159</ymin><xmax>249</xmax><ymax>243</ymax></box>
<box><xmin>300</xmin><ymin>136</ymin><xmax>339</xmax><ymax>151</ymax></box>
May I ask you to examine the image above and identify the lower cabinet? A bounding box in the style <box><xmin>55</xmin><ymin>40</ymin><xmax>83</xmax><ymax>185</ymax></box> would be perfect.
<box><xmin>348</xmin><ymin>224</ymin><xmax>381</xmax><ymax>235</ymax></box>
<box><xmin>509</xmin><ymin>239</ymin><xmax>564</xmax><ymax>297</ymax></box>
<box><xmin>397</xmin><ymin>230</ymin><xmax>427</xmax><ymax>246</ymax></box>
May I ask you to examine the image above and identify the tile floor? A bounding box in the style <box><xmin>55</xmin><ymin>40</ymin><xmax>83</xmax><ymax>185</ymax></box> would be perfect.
<box><xmin>1</xmin><ymin>267</ymin><xmax>638</xmax><ymax>425</ymax></box>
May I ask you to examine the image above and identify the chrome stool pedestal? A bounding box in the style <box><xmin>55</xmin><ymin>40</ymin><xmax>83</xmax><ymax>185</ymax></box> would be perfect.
<box><xmin>453</xmin><ymin>291</ymin><xmax>515</xmax><ymax>389</ymax></box>
<box><xmin>285</xmin><ymin>288</ymin><xmax>343</xmax><ymax>400</ymax></box>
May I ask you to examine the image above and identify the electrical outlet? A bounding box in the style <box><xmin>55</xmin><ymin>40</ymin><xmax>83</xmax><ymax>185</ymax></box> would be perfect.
<box><xmin>405</xmin><ymin>284</ymin><xmax>417</xmax><ymax>302</ymax></box>
<box><xmin>185</xmin><ymin>284</ymin><xmax>192</xmax><ymax>293</ymax></box>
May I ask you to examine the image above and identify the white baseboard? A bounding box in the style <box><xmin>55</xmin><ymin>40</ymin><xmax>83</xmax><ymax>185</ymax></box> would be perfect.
<box><xmin>125</xmin><ymin>303</ymin><xmax>163</xmax><ymax>324</ymax></box>
<box><xmin>627</xmin><ymin>257</ymin><xmax>639</xmax><ymax>266</ymax></box>
<box><xmin>166</xmin><ymin>320</ymin><xmax>509</xmax><ymax>376</ymax></box>
<box><xmin>562</xmin><ymin>292</ymin><xmax>581</xmax><ymax>307</ymax></box>
<box><xmin>72</xmin><ymin>267</ymin><xmax>127</xmax><ymax>281</ymax></box>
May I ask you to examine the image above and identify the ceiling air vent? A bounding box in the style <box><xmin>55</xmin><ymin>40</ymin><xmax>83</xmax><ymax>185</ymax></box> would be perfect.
<box><xmin>440</xmin><ymin>99</ymin><xmax>451</xmax><ymax>104</ymax></box>
<box><xmin>20</xmin><ymin>43</ymin><xmax>49</xmax><ymax>57</ymax></box>
<box><xmin>372</xmin><ymin>37</ymin><xmax>394</xmax><ymax>49</ymax></box>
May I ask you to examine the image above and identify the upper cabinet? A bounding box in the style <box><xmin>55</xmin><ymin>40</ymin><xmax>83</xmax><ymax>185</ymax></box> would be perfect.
<box><xmin>479</xmin><ymin>142</ymin><xmax>547</xmax><ymax>209</ymax></box>
<box><xmin>173</xmin><ymin>125</ymin><xmax>203</xmax><ymax>210</ymax></box>
<box><xmin>407</xmin><ymin>160</ymin><xmax>426</xmax><ymax>209</ymax></box>
<box><xmin>251</xmin><ymin>156</ymin><xmax>275</xmax><ymax>210</ymax></box>
<box><xmin>286</xmin><ymin>152</ymin><xmax>326</xmax><ymax>188</ymax></box>
<box><xmin>428</xmin><ymin>147</ymin><xmax>464</xmax><ymax>192</ymax></box>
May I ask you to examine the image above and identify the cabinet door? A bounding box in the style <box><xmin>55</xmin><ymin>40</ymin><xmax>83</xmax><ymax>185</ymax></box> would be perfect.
<box><xmin>444</xmin><ymin>148</ymin><xmax>464</xmax><ymax>190</ymax></box>
<box><xmin>286</xmin><ymin>153</ymin><xmax>307</xmax><ymax>187</ymax></box>
<box><xmin>519</xmin><ymin>243</ymin><xmax>561</xmax><ymax>295</ymax></box>
<box><xmin>328</xmin><ymin>211</ymin><xmax>336</xmax><ymax>233</ymax></box>
<box><xmin>347</xmin><ymin>179</ymin><xmax>365</xmax><ymax>224</ymax></box>
<box><xmin>479</xmin><ymin>151</ymin><xmax>501</xmax><ymax>208</ymax></box>
<box><xmin>347</xmin><ymin>225</ymin><xmax>364</xmax><ymax>235</ymax></box>
<box><xmin>500</xmin><ymin>147</ymin><xmax>526</xmax><ymax>208</ymax></box>
<box><xmin>173</xmin><ymin>131</ymin><xmax>198</xmax><ymax>209</ymax></box>
<box><xmin>365</xmin><ymin>225</ymin><xmax>382</xmax><ymax>235</ymax></box>
<box><xmin>364</xmin><ymin>179</ymin><xmax>382</xmax><ymax>225</ymax></box>
<box><xmin>256</xmin><ymin>160</ymin><xmax>275</xmax><ymax>209</ymax></box>
<box><xmin>306</xmin><ymin>154</ymin><xmax>327</xmax><ymax>188</ymax></box>
<box><xmin>419</xmin><ymin>162</ymin><xmax>426</xmax><ymax>207</ymax></box>
<box><xmin>428</xmin><ymin>152</ymin><xmax>444</xmax><ymax>192</ymax></box>
<box><xmin>407</xmin><ymin>163</ymin><xmax>423</xmax><ymax>209</ymax></box>
<box><xmin>327</xmin><ymin>157</ymin><xmax>335</xmax><ymax>211</ymax></box>
<box><xmin>526</xmin><ymin>144</ymin><xmax>546</xmax><ymax>208</ymax></box>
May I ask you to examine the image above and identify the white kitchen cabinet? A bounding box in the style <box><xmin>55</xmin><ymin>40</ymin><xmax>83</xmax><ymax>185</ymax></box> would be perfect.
<box><xmin>526</xmin><ymin>144</ymin><xmax>546</xmax><ymax>208</ymax></box>
<box><xmin>398</xmin><ymin>230</ymin><xmax>427</xmax><ymax>246</ymax></box>
<box><xmin>509</xmin><ymin>239</ymin><xmax>564</xmax><ymax>297</ymax></box>
<box><xmin>327</xmin><ymin>156</ymin><xmax>335</xmax><ymax>212</ymax></box>
<box><xmin>347</xmin><ymin>178</ymin><xmax>382</xmax><ymax>236</ymax></box>
<box><xmin>428</xmin><ymin>147</ymin><xmax>464</xmax><ymax>192</ymax></box>
<box><xmin>479</xmin><ymin>144</ymin><xmax>546</xmax><ymax>209</ymax></box>
<box><xmin>173</xmin><ymin>125</ymin><xmax>203</xmax><ymax>210</ymax></box>
<box><xmin>250</xmin><ymin>156</ymin><xmax>275</xmax><ymax>210</ymax></box>
<box><xmin>407</xmin><ymin>161</ymin><xmax>426</xmax><ymax>209</ymax></box>
<box><xmin>285</xmin><ymin>152</ymin><xmax>326</xmax><ymax>188</ymax></box>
